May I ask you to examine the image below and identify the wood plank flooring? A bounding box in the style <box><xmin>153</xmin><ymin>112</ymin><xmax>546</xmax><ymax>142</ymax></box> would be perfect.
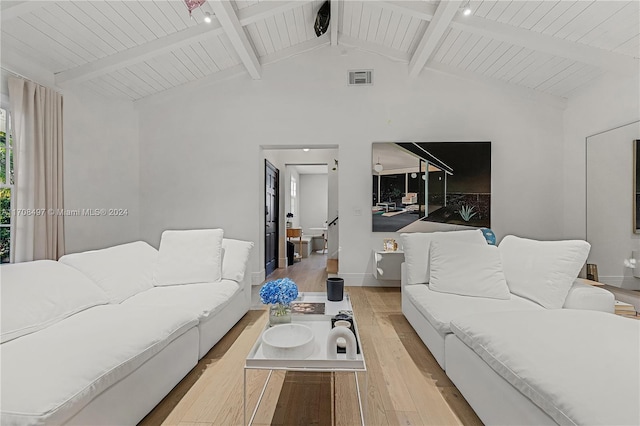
<box><xmin>140</xmin><ymin>254</ymin><xmax>482</xmax><ymax>426</ymax></box>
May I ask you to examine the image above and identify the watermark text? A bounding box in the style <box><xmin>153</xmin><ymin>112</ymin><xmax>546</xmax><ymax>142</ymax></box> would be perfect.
<box><xmin>11</xmin><ymin>208</ymin><xmax>129</xmax><ymax>217</ymax></box>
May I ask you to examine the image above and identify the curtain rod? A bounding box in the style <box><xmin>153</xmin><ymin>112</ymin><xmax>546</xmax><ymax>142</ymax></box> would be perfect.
<box><xmin>2</xmin><ymin>67</ymin><xmax>37</xmax><ymax>84</ymax></box>
<box><xmin>1</xmin><ymin>67</ymin><xmax>61</xmax><ymax>93</ymax></box>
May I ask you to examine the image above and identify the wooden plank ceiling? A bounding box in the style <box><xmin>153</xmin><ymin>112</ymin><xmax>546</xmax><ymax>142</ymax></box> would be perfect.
<box><xmin>1</xmin><ymin>0</ymin><xmax>638</xmax><ymax>102</ymax></box>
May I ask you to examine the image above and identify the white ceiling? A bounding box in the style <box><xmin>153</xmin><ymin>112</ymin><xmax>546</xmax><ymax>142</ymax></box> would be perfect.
<box><xmin>293</xmin><ymin>164</ymin><xmax>329</xmax><ymax>174</ymax></box>
<box><xmin>1</xmin><ymin>1</ymin><xmax>638</xmax><ymax>102</ymax></box>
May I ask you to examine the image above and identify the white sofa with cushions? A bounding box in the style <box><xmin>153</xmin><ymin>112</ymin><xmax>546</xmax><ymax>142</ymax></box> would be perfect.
<box><xmin>1</xmin><ymin>229</ymin><xmax>253</xmax><ymax>426</ymax></box>
<box><xmin>401</xmin><ymin>230</ymin><xmax>639</xmax><ymax>425</ymax></box>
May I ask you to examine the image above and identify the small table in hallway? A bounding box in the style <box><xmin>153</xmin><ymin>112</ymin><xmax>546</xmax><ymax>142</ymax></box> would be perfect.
<box><xmin>309</xmin><ymin>227</ymin><xmax>328</xmax><ymax>254</ymax></box>
<box><xmin>286</xmin><ymin>227</ymin><xmax>303</xmax><ymax>261</ymax></box>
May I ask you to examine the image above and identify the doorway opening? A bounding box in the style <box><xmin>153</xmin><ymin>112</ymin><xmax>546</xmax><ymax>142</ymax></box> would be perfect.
<box><xmin>286</xmin><ymin>164</ymin><xmax>329</xmax><ymax>265</ymax></box>
<box><xmin>262</xmin><ymin>146</ymin><xmax>339</xmax><ymax>277</ymax></box>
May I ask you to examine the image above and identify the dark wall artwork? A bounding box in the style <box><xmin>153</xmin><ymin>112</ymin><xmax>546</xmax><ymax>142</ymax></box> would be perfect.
<box><xmin>633</xmin><ymin>139</ymin><xmax>640</xmax><ymax>234</ymax></box>
<box><xmin>372</xmin><ymin>142</ymin><xmax>491</xmax><ymax>233</ymax></box>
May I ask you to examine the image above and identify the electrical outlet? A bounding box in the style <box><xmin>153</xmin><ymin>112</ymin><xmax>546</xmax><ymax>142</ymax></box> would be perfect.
<box><xmin>354</xmin><ymin>208</ymin><xmax>362</xmax><ymax>216</ymax></box>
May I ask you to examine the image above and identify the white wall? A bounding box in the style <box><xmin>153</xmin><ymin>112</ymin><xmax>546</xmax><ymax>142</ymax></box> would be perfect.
<box><xmin>63</xmin><ymin>86</ymin><xmax>140</xmax><ymax>253</ymax></box>
<box><xmin>562</xmin><ymin>71</ymin><xmax>640</xmax><ymax>288</ymax></box>
<box><xmin>137</xmin><ymin>46</ymin><xmax>566</xmax><ymax>285</ymax></box>
<box><xmin>299</xmin><ymin>173</ymin><xmax>328</xmax><ymax>236</ymax></box>
<box><xmin>563</xmin><ymin>72</ymin><xmax>640</xmax><ymax>239</ymax></box>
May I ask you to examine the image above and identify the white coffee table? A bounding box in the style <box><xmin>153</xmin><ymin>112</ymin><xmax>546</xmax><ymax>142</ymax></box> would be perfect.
<box><xmin>244</xmin><ymin>292</ymin><xmax>366</xmax><ymax>425</ymax></box>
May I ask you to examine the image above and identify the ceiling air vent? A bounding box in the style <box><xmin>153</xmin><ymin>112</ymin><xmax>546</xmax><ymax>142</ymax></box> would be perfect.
<box><xmin>348</xmin><ymin>70</ymin><xmax>373</xmax><ymax>86</ymax></box>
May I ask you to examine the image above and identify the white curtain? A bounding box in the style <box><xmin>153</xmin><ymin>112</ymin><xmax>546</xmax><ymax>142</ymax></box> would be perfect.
<box><xmin>8</xmin><ymin>77</ymin><xmax>64</xmax><ymax>262</ymax></box>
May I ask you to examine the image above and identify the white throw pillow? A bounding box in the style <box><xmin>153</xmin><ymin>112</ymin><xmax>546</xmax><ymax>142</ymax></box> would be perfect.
<box><xmin>60</xmin><ymin>241</ymin><xmax>158</xmax><ymax>303</ymax></box>
<box><xmin>499</xmin><ymin>235</ymin><xmax>591</xmax><ymax>309</ymax></box>
<box><xmin>1</xmin><ymin>260</ymin><xmax>108</xmax><ymax>343</ymax></box>
<box><xmin>221</xmin><ymin>238</ymin><xmax>254</xmax><ymax>283</ymax></box>
<box><xmin>429</xmin><ymin>241</ymin><xmax>510</xmax><ymax>300</ymax></box>
<box><xmin>401</xmin><ymin>229</ymin><xmax>488</xmax><ymax>285</ymax></box>
<box><xmin>153</xmin><ymin>229</ymin><xmax>224</xmax><ymax>286</ymax></box>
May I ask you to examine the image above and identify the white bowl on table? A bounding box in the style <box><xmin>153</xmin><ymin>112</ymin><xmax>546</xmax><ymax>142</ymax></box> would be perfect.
<box><xmin>262</xmin><ymin>323</ymin><xmax>315</xmax><ymax>359</ymax></box>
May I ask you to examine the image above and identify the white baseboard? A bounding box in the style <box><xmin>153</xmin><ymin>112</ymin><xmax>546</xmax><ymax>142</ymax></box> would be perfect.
<box><xmin>599</xmin><ymin>276</ymin><xmax>624</xmax><ymax>287</ymax></box>
<box><xmin>330</xmin><ymin>273</ymin><xmax>400</xmax><ymax>287</ymax></box>
<box><xmin>621</xmin><ymin>277</ymin><xmax>640</xmax><ymax>290</ymax></box>
<box><xmin>251</xmin><ymin>270</ymin><xmax>265</xmax><ymax>286</ymax></box>
<box><xmin>600</xmin><ymin>275</ymin><xmax>640</xmax><ymax>290</ymax></box>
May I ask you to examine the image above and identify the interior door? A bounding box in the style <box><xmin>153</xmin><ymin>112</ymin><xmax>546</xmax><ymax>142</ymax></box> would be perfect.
<box><xmin>265</xmin><ymin>160</ymin><xmax>279</xmax><ymax>276</ymax></box>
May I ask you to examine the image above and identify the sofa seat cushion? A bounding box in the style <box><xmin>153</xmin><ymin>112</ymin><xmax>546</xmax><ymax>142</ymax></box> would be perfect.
<box><xmin>1</xmin><ymin>260</ymin><xmax>108</xmax><ymax>343</ymax></box>
<box><xmin>450</xmin><ymin>310</ymin><xmax>640</xmax><ymax>426</ymax></box>
<box><xmin>404</xmin><ymin>284</ymin><xmax>542</xmax><ymax>337</ymax></box>
<box><xmin>0</xmin><ymin>305</ymin><xmax>197</xmax><ymax>426</ymax></box>
<box><xmin>122</xmin><ymin>280</ymin><xmax>241</xmax><ymax>322</ymax></box>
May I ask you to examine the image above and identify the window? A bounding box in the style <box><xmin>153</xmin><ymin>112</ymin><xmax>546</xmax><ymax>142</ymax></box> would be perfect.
<box><xmin>290</xmin><ymin>176</ymin><xmax>297</xmax><ymax>216</ymax></box>
<box><xmin>1</xmin><ymin>106</ymin><xmax>14</xmax><ymax>263</ymax></box>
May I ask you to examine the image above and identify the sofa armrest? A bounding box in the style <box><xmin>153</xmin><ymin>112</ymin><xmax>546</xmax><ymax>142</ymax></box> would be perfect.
<box><xmin>563</xmin><ymin>280</ymin><xmax>615</xmax><ymax>313</ymax></box>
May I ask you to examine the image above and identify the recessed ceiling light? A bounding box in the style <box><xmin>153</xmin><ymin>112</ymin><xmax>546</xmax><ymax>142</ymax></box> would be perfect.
<box><xmin>462</xmin><ymin>1</ymin><xmax>472</xmax><ymax>16</ymax></box>
<box><xmin>204</xmin><ymin>12</ymin><xmax>212</xmax><ymax>23</ymax></box>
<box><xmin>303</xmin><ymin>148</ymin><xmax>310</xmax><ymax>152</ymax></box>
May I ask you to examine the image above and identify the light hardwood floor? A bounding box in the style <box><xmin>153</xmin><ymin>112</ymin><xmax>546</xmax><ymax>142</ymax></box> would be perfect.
<box><xmin>140</xmin><ymin>254</ymin><xmax>482</xmax><ymax>426</ymax></box>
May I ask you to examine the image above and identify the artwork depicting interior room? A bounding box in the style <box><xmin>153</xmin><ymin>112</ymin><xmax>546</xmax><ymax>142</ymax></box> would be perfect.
<box><xmin>1</xmin><ymin>1</ymin><xmax>639</xmax><ymax>425</ymax></box>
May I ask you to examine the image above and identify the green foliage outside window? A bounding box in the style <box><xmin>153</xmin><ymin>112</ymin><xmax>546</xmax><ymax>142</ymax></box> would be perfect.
<box><xmin>0</xmin><ymin>188</ymin><xmax>10</xmax><ymax>262</ymax></box>
<box><xmin>1</xmin><ymin>131</ymin><xmax>13</xmax><ymax>184</ymax></box>
<box><xmin>1</xmin><ymin>129</ymin><xmax>13</xmax><ymax>262</ymax></box>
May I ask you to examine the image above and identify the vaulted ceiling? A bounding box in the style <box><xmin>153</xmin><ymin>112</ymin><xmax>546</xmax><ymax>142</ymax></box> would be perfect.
<box><xmin>2</xmin><ymin>1</ymin><xmax>638</xmax><ymax>103</ymax></box>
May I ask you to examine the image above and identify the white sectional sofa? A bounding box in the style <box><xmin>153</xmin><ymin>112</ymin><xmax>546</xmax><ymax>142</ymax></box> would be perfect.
<box><xmin>1</xmin><ymin>231</ymin><xmax>253</xmax><ymax>426</ymax></box>
<box><xmin>401</xmin><ymin>230</ymin><xmax>639</xmax><ymax>425</ymax></box>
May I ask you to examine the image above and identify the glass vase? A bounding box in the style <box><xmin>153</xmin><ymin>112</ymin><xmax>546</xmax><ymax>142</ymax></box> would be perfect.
<box><xmin>269</xmin><ymin>303</ymin><xmax>291</xmax><ymax>326</ymax></box>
